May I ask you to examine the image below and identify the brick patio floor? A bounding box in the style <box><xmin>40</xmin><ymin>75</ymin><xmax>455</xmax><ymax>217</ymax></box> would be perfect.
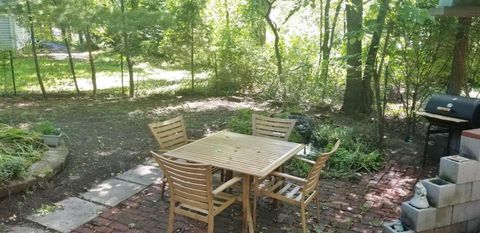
<box><xmin>72</xmin><ymin>151</ymin><xmax>438</xmax><ymax>233</ymax></box>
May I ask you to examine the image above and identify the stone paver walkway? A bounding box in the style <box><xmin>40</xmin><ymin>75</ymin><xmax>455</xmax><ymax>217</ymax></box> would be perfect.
<box><xmin>5</xmin><ymin>144</ymin><xmax>439</xmax><ymax>233</ymax></box>
<box><xmin>68</xmin><ymin>156</ymin><xmax>436</xmax><ymax>232</ymax></box>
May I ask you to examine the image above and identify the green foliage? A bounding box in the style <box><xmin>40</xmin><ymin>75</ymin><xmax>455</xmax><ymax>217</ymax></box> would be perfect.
<box><xmin>0</xmin><ymin>124</ymin><xmax>48</xmax><ymax>182</ymax></box>
<box><xmin>310</xmin><ymin>123</ymin><xmax>383</xmax><ymax>178</ymax></box>
<box><xmin>33</xmin><ymin>121</ymin><xmax>61</xmax><ymax>135</ymax></box>
<box><xmin>284</xmin><ymin>157</ymin><xmax>312</xmax><ymax>177</ymax></box>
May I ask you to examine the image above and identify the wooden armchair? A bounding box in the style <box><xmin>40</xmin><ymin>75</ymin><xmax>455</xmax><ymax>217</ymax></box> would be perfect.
<box><xmin>152</xmin><ymin>152</ymin><xmax>243</xmax><ymax>233</ymax></box>
<box><xmin>254</xmin><ymin>140</ymin><xmax>341</xmax><ymax>233</ymax></box>
<box><xmin>148</xmin><ymin>116</ymin><xmax>223</xmax><ymax>200</ymax></box>
<box><xmin>252</xmin><ymin>114</ymin><xmax>297</xmax><ymax>141</ymax></box>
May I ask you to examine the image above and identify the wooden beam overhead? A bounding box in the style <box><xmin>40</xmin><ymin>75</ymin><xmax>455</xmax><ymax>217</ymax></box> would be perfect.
<box><xmin>430</xmin><ymin>6</ymin><xmax>480</xmax><ymax>17</ymax></box>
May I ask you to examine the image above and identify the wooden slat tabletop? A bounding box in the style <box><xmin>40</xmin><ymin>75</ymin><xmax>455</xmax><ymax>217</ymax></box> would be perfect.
<box><xmin>164</xmin><ymin>130</ymin><xmax>304</xmax><ymax>177</ymax></box>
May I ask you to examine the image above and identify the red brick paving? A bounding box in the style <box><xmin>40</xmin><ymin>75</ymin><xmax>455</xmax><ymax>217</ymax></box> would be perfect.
<box><xmin>73</xmin><ymin>156</ymin><xmax>437</xmax><ymax>233</ymax></box>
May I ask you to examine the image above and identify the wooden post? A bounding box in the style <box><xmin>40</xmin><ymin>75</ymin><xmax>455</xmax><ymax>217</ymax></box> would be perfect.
<box><xmin>447</xmin><ymin>17</ymin><xmax>472</xmax><ymax>95</ymax></box>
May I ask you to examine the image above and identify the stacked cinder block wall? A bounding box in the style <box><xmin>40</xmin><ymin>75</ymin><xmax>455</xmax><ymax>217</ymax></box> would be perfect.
<box><xmin>384</xmin><ymin>128</ymin><xmax>480</xmax><ymax>233</ymax></box>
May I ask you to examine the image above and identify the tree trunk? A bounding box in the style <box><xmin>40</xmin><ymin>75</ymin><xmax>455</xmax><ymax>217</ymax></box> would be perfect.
<box><xmin>318</xmin><ymin>0</ymin><xmax>330</xmax><ymax>82</ymax></box>
<box><xmin>126</xmin><ymin>55</ymin><xmax>134</xmax><ymax>97</ymax></box>
<box><xmin>341</xmin><ymin>0</ymin><xmax>366</xmax><ymax>114</ymax></box>
<box><xmin>265</xmin><ymin>0</ymin><xmax>282</xmax><ymax>79</ymax></box>
<box><xmin>120</xmin><ymin>53</ymin><xmax>125</xmax><ymax>95</ymax></box>
<box><xmin>62</xmin><ymin>28</ymin><xmax>80</xmax><ymax>94</ymax></box>
<box><xmin>26</xmin><ymin>0</ymin><xmax>46</xmax><ymax>98</ymax></box>
<box><xmin>374</xmin><ymin>23</ymin><xmax>393</xmax><ymax>145</ymax></box>
<box><xmin>9</xmin><ymin>51</ymin><xmax>16</xmax><ymax>96</ymax></box>
<box><xmin>78</xmin><ymin>31</ymin><xmax>84</xmax><ymax>45</ymax></box>
<box><xmin>121</xmin><ymin>0</ymin><xmax>135</xmax><ymax>97</ymax></box>
<box><xmin>190</xmin><ymin>22</ymin><xmax>195</xmax><ymax>91</ymax></box>
<box><xmin>84</xmin><ymin>29</ymin><xmax>97</xmax><ymax>96</ymax></box>
<box><xmin>320</xmin><ymin>0</ymin><xmax>343</xmax><ymax>98</ymax></box>
<box><xmin>362</xmin><ymin>0</ymin><xmax>389</xmax><ymax>111</ymax></box>
<box><xmin>447</xmin><ymin>17</ymin><xmax>471</xmax><ymax>95</ymax></box>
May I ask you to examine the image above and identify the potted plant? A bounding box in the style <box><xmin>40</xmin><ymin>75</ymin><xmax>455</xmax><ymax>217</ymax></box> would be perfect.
<box><xmin>34</xmin><ymin>121</ymin><xmax>62</xmax><ymax>147</ymax></box>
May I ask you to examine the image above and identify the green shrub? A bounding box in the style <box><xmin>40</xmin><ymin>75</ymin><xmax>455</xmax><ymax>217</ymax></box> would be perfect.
<box><xmin>0</xmin><ymin>124</ymin><xmax>47</xmax><ymax>182</ymax></box>
<box><xmin>34</xmin><ymin>121</ymin><xmax>61</xmax><ymax>135</ymax></box>
<box><xmin>227</xmin><ymin>109</ymin><xmax>253</xmax><ymax>135</ymax></box>
<box><xmin>309</xmin><ymin>123</ymin><xmax>383</xmax><ymax>178</ymax></box>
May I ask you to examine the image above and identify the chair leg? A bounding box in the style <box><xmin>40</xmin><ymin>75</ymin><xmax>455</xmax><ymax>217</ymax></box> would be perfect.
<box><xmin>253</xmin><ymin>178</ymin><xmax>258</xmax><ymax>228</ymax></box>
<box><xmin>207</xmin><ymin>214</ymin><xmax>214</xmax><ymax>233</ymax></box>
<box><xmin>167</xmin><ymin>201</ymin><xmax>175</xmax><ymax>233</ymax></box>
<box><xmin>160</xmin><ymin>175</ymin><xmax>167</xmax><ymax>200</ymax></box>
<box><xmin>220</xmin><ymin>169</ymin><xmax>225</xmax><ymax>182</ymax></box>
<box><xmin>300</xmin><ymin>204</ymin><xmax>307</xmax><ymax>233</ymax></box>
<box><xmin>315</xmin><ymin>194</ymin><xmax>321</xmax><ymax>221</ymax></box>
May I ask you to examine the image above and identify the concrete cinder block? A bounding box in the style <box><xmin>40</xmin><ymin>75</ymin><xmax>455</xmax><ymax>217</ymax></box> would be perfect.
<box><xmin>452</xmin><ymin>200</ymin><xmax>480</xmax><ymax>224</ymax></box>
<box><xmin>432</xmin><ymin>221</ymin><xmax>468</xmax><ymax>233</ymax></box>
<box><xmin>460</xmin><ymin>134</ymin><xmax>480</xmax><ymax>161</ymax></box>
<box><xmin>439</xmin><ymin>156</ymin><xmax>480</xmax><ymax>184</ymax></box>
<box><xmin>422</xmin><ymin>178</ymin><xmax>472</xmax><ymax>208</ymax></box>
<box><xmin>436</xmin><ymin>206</ymin><xmax>453</xmax><ymax>228</ymax></box>
<box><xmin>467</xmin><ymin>218</ymin><xmax>480</xmax><ymax>233</ymax></box>
<box><xmin>382</xmin><ymin>220</ymin><xmax>414</xmax><ymax>233</ymax></box>
<box><xmin>472</xmin><ymin>181</ymin><xmax>480</xmax><ymax>201</ymax></box>
<box><xmin>401</xmin><ymin>202</ymin><xmax>437</xmax><ymax>232</ymax></box>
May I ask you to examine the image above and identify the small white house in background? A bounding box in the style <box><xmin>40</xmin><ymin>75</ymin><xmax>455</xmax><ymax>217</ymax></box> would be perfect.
<box><xmin>0</xmin><ymin>0</ymin><xmax>29</xmax><ymax>51</ymax></box>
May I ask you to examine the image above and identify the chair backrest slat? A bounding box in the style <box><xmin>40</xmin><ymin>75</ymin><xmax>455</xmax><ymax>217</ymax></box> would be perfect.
<box><xmin>149</xmin><ymin>116</ymin><xmax>189</xmax><ymax>150</ymax></box>
<box><xmin>153</xmin><ymin>152</ymin><xmax>212</xmax><ymax>211</ymax></box>
<box><xmin>303</xmin><ymin>140</ymin><xmax>340</xmax><ymax>196</ymax></box>
<box><xmin>252</xmin><ymin>114</ymin><xmax>296</xmax><ymax>141</ymax></box>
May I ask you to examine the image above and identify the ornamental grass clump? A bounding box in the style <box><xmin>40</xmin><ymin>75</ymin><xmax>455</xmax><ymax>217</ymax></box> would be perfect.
<box><xmin>0</xmin><ymin>124</ymin><xmax>48</xmax><ymax>182</ymax></box>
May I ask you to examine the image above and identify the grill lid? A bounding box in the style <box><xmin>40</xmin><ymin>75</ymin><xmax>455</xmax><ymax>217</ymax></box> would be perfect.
<box><xmin>425</xmin><ymin>94</ymin><xmax>480</xmax><ymax>127</ymax></box>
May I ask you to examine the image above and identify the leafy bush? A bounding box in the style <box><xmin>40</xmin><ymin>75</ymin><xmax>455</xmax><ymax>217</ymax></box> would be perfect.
<box><xmin>0</xmin><ymin>124</ymin><xmax>48</xmax><ymax>182</ymax></box>
<box><xmin>308</xmin><ymin>123</ymin><xmax>383</xmax><ymax>178</ymax></box>
<box><xmin>34</xmin><ymin>121</ymin><xmax>61</xmax><ymax>135</ymax></box>
<box><xmin>227</xmin><ymin>109</ymin><xmax>253</xmax><ymax>135</ymax></box>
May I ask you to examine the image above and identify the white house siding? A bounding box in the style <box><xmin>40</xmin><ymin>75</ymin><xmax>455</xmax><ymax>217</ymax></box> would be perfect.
<box><xmin>0</xmin><ymin>15</ymin><xmax>15</xmax><ymax>50</ymax></box>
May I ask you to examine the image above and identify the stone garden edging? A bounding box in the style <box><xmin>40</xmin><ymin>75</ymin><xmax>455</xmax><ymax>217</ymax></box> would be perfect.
<box><xmin>0</xmin><ymin>142</ymin><xmax>69</xmax><ymax>199</ymax></box>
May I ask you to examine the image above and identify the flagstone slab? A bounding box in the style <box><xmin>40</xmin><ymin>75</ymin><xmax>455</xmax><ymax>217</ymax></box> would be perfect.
<box><xmin>116</xmin><ymin>165</ymin><xmax>163</xmax><ymax>186</ymax></box>
<box><xmin>81</xmin><ymin>178</ymin><xmax>145</xmax><ymax>207</ymax></box>
<box><xmin>27</xmin><ymin>197</ymin><xmax>104</xmax><ymax>233</ymax></box>
<box><xmin>5</xmin><ymin>225</ymin><xmax>50</xmax><ymax>233</ymax></box>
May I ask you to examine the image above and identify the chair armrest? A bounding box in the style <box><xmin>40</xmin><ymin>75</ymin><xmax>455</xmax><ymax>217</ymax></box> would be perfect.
<box><xmin>270</xmin><ymin>171</ymin><xmax>307</xmax><ymax>183</ymax></box>
<box><xmin>212</xmin><ymin>176</ymin><xmax>243</xmax><ymax>195</ymax></box>
<box><xmin>295</xmin><ymin>157</ymin><xmax>315</xmax><ymax>165</ymax></box>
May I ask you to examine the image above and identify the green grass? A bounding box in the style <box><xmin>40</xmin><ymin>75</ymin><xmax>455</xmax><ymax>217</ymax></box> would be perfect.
<box><xmin>0</xmin><ymin>124</ymin><xmax>48</xmax><ymax>182</ymax></box>
<box><xmin>0</xmin><ymin>52</ymin><xmax>121</xmax><ymax>93</ymax></box>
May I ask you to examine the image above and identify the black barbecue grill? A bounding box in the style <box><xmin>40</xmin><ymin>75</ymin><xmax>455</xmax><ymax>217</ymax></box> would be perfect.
<box><xmin>418</xmin><ymin>94</ymin><xmax>480</xmax><ymax>166</ymax></box>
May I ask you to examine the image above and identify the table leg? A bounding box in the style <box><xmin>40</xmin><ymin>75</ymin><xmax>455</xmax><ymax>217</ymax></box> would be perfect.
<box><xmin>242</xmin><ymin>174</ymin><xmax>254</xmax><ymax>233</ymax></box>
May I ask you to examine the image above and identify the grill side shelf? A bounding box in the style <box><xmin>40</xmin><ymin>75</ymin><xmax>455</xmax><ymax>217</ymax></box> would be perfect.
<box><xmin>416</xmin><ymin>111</ymin><xmax>469</xmax><ymax>123</ymax></box>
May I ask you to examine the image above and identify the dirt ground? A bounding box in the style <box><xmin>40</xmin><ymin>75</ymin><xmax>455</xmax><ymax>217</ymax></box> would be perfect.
<box><xmin>0</xmin><ymin>94</ymin><xmax>266</xmax><ymax>223</ymax></box>
<box><xmin>0</xmin><ymin>94</ymin><xmax>442</xmax><ymax>229</ymax></box>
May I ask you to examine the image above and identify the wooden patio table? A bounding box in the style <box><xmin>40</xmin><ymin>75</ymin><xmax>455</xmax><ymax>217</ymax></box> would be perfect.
<box><xmin>164</xmin><ymin>130</ymin><xmax>304</xmax><ymax>233</ymax></box>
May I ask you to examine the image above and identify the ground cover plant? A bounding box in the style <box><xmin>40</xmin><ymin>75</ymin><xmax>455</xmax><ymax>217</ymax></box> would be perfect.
<box><xmin>227</xmin><ymin>109</ymin><xmax>383</xmax><ymax>178</ymax></box>
<box><xmin>0</xmin><ymin>124</ymin><xmax>48</xmax><ymax>182</ymax></box>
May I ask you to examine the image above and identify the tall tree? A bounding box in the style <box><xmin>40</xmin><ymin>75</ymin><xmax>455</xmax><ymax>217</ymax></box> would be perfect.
<box><xmin>362</xmin><ymin>0</ymin><xmax>389</xmax><ymax>109</ymax></box>
<box><xmin>85</xmin><ymin>28</ymin><xmax>97</xmax><ymax>96</ymax></box>
<box><xmin>319</xmin><ymin>0</ymin><xmax>343</xmax><ymax>97</ymax></box>
<box><xmin>26</xmin><ymin>0</ymin><xmax>47</xmax><ymax>98</ymax></box>
<box><xmin>120</xmin><ymin>0</ymin><xmax>135</xmax><ymax>97</ymax></box>
<box><xmin>447</xmin><ymin>18</ymin><xmax>472</xmax><ymax>95</ymax></box>
<box><xmin>341</xmin><ymin>0</ymin><xmax>367</xmax><ymax>114</ymax></box>
<box><xmin>264</xmin><ymin>0</ymin><xmax>283</xmax><ymax>79</ymax></box>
